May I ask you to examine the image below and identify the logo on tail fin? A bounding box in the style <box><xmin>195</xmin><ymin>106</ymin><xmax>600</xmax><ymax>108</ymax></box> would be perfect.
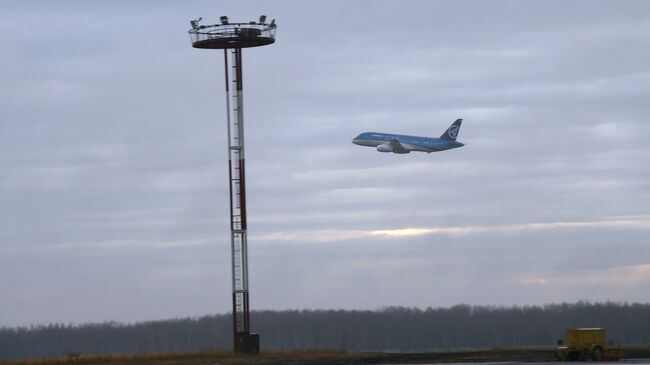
<box><xmin>448</xmin><ymin>125</ymin><xmax>459</xmax><ymax>139</ymax></box>
<box><xmin>440</xmin><ymin>119</ymin><xmax>462</xmax><ymax>141</ymax></box>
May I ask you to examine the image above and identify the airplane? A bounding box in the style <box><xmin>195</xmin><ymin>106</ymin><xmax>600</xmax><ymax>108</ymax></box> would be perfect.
<box><xmin>352</xmin><ymin>119</ymin><xmax>464</xmax><ymax>154</ymax></box>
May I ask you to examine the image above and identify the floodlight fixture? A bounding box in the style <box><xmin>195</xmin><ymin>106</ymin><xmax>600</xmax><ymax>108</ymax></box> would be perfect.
<box><xmin>190</xmin><ymin>17</ymin><xmax>202</xmax><ymax>29</ymax></box>
<box><xmin>220</xmin><ymin>16</ymin><xmax>229</xmax><ymax>25</ymax></box>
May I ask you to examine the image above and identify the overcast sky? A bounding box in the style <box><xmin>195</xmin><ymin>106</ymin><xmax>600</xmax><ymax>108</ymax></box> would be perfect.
<box><xmin>1</xmin><ymin>0</ymin><xmax>649</xmax><ymax>327</ymax></box>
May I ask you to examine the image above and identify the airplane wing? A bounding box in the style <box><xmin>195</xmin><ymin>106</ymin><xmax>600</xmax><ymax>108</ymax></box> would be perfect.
<box><xmin>389</xmin><ymin>139</ymin><xmax>410</xmax><ymax>154</ymax></box>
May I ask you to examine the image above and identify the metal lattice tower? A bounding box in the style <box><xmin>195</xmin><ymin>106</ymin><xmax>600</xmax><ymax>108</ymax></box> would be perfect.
<box><xmin>188</xmin><ymin>15</ymin><xmax>277</xmax><ymax>354</ymax></box>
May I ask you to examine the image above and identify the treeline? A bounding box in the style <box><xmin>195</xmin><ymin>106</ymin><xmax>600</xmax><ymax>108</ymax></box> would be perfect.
<box><xmin>2</xmin><ymin>302</ymin><xmax>650</xmax><ymax>360</ymax></box>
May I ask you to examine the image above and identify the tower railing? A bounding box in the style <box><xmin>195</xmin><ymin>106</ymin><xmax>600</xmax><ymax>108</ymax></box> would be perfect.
<box><xmin>189</xmin><ymin>21</ymin><xmax>276</xmax><ymax>49</ymax></box>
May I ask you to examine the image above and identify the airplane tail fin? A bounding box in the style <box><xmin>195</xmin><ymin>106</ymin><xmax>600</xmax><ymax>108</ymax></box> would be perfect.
<box><xmin>439</xmin><ymin>119</ymin><xmax>462</xmax><ymax>141</ymax></box>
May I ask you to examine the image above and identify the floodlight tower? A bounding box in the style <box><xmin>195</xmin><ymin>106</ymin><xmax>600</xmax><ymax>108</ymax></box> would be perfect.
<box><xmin>188</xmin><ymin>15</ymin><xmax>276</xmax><ymax>354</ymax></box>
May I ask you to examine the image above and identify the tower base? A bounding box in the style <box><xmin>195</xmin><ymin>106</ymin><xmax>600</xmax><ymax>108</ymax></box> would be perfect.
<box><xmin>235</xmin><ymin>332</ymin><xmax>260</xmax><ymax>354</ymax></box>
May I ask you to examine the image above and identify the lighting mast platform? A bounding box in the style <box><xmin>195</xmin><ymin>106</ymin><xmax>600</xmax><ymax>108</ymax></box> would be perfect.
<box><xmin>188</xmin><ymin>15</ymin><xmax>277</xmax><ymax>354</ymax></box>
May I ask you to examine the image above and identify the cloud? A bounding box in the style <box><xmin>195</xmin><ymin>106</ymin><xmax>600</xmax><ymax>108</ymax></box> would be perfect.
<box><xmin>251</xmin><ymin>216</ymin><xmax>650</xmax><ymax>245</ymax></box>
<box><xmin>1</xmin><ymin>0</ymin><xmax>650</xmax><ymax>325</ymax></box>
<box><xmin>521</xmin><ymin>263</ymin><xmax>650</xmax><ymax>286</ymax></box>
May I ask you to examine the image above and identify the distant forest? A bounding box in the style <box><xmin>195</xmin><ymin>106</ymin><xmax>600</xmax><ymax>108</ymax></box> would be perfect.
<box><xmin>2</xmin><ymin>302</ymin><xmax>650</xmax><ymax>360</ymax></box>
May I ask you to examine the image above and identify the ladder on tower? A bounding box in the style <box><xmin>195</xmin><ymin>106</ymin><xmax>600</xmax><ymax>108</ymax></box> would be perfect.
<box><xmin>225</xmin><ymin>47</ymin><xmax>251</xmax><ymax>340</ymax></box>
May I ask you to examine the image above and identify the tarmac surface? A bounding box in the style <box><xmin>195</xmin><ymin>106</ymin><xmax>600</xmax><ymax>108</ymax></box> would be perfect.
<box><xmin>411</xmin><ymin>362</ymin><xmax>650</xmax><ymax>365</ymax></box>
<box><xmin>410</xmin><ymin>362</ymin><xmax>650</xmax><ymax>365</ymax></box>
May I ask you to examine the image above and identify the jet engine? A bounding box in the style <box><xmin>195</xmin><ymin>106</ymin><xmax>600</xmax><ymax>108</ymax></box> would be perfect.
<box><xmin>376</xmin><ymin>144</ymin><xmax>393</xmax><ymax>153</ymax></box>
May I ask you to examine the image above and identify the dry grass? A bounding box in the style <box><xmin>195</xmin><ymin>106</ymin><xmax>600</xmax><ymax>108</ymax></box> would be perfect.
<box><xmin>0</xmin><ymin>350</ymin><xmax>220</xmax><ymax>365</ymax></box>
<box><xmin>0</xmin><ymin>349</ymin><xmax>366</xmax><ymax>365</ymax></box>
<box><xmin>3</xmin><ymin>345</ymin><xmax>650</xmax><ymax>365</ymax></box>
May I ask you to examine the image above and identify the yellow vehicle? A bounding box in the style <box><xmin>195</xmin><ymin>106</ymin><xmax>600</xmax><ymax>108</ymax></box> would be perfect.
<box><xmin>554</xmin><ymin>328</ymin><xmax>623</xmax><ymax>361</ymax></box>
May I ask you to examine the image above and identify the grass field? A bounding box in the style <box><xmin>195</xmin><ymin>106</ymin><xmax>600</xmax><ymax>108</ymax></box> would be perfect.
<box><xmin>2</xmin><ymin>346</ymin><xmax>650</xmax><ymax>365</ymax></box>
